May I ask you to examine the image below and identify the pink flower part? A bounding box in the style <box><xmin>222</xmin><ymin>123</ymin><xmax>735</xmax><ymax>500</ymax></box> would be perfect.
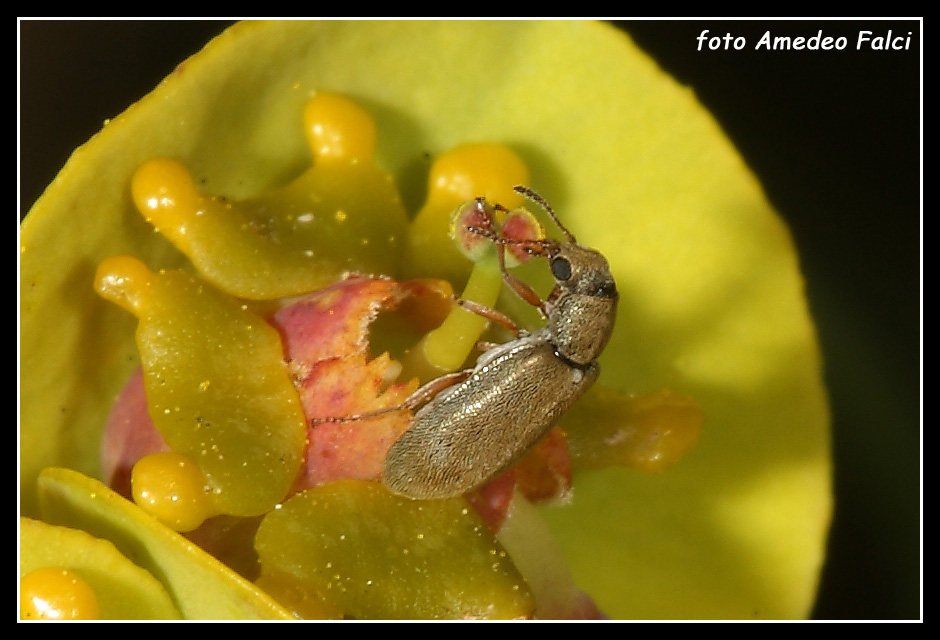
<box><xmin>272</xmin><ymin>275</ymin><xmax>449</xmax><ymax>492</ymax></box>
<box><xmin>100</xmin><ymin>367</ymin><xmax>171</xmax><ymax>498</ymax></box>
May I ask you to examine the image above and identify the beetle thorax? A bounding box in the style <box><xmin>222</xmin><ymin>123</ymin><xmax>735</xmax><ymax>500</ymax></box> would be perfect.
<box><xmin>548</xmin><ymin>292</ymin><xmax>617</xmax><ymax>365</ymax></box>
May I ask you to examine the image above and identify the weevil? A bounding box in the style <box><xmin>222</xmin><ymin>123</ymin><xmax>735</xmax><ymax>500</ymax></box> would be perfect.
<box><xmin>318</xmin><ymin>186</ymin><xmax>618</xmax><ymax>499</ymax></box>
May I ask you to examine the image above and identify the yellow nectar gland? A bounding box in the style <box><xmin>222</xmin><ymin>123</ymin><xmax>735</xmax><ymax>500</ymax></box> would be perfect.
<box><xmin>125</xmin><ymin>91</ymin><xmax>407</xmax><ymax>301</ymax></box>
<box><xmin>427</xmin><ymin>143</ymin><xmax>530</xmax><ymax>209</ymax></box>
<box><xmin>405</xmin><ymin>143</ymin><xmax>531</xmax><ymax>285</ymax></box>
<box><xmin>304</xmin><ymin>92</ymin><xmax>377</xmax><ymax>163</ymax></box>
<box><xmin>132</xmin><ymin>451</ymin><xmax>218</xmax><ymax>532</ymax></box>
<box><xmin>20</xmin><ymin>567</ymin><xmax>100</xmax><ymax>620</ymax></box>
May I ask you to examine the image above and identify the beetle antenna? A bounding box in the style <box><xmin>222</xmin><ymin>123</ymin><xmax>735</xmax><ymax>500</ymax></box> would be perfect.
<box><xmin>514</xmin><ymin>186</ymin><xmax>577</xmax><ymax>245</ymax></box>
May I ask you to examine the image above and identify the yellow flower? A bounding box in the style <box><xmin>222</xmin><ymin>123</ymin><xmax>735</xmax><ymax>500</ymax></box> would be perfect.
<box><xmin>20</xmin><ymin>21</ymin><xmax>830</xmax><ymax>619</ymax></box>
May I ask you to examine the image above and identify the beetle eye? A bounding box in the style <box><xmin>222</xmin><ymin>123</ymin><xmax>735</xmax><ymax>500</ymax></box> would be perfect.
<box><xmin>551</xmin><ymin>256</ymin><xmax>572</xmax><ymax>281</ymax></box>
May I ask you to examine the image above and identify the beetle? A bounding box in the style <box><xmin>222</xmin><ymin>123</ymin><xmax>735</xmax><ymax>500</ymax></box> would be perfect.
<box><xmin>318</xmin><ymin>186</ymin><xmax>618</xmax><ymax>499</ymax></box>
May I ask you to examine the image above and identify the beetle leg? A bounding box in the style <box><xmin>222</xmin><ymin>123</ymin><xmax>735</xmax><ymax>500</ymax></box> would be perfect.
<box><xmin>400</xmin><ymin>369</ymin><xmax>474</xmax><ymax>408</ymax></box>
<box><xmin>456</xmin><ymin>298</ymin><xmax>523</xmax><ymax>336</ymax></box>
<box><xmin>494</xmin><ymin>235</ymin><xmax>549</xmax><ymax>316</ymax></box>
<box><xmin>475</xmin><ymin>339</ymin><xmax>500</xmax><ymax>353</ymax></box>
<box><xmin>465</xmin><ymin>216</ymin><xmax>549</xmax><ymax>315</ymax></box>
<box><xmin>311</xmin><ymin>369</ymin><xmax>474</xmax><ymax>425</ymax></box>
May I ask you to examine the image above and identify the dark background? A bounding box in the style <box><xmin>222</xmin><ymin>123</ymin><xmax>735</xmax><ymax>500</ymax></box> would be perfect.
<box><xmin>19</xmin><ymin>20</ymin><xmax>921</xmax><ymax>620</ymax></box>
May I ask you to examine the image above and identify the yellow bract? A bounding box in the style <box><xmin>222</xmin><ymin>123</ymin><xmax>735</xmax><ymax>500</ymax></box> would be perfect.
<box><xmin>20</xmin><ymin>21</ymin><xmax>830</xmax><ymax>619</ymax></box>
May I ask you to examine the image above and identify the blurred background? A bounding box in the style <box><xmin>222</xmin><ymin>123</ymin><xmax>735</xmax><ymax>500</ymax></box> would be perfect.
<box><xmin>19</xmin><ymin>19</ymin><xmax>921</xmax><ymax>620</ymax></box>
